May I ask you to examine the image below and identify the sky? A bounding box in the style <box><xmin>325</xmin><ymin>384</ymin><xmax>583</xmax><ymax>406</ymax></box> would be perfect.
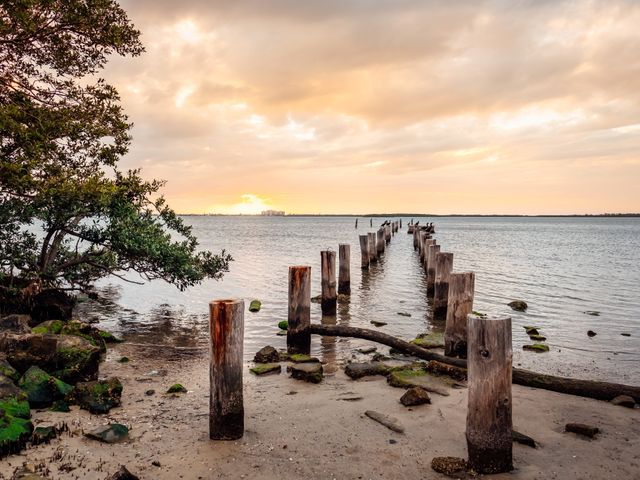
<box><xmin>106</xmin><ymin>0</ymin><xmax>640</xmax><ymax>215</ymax></box>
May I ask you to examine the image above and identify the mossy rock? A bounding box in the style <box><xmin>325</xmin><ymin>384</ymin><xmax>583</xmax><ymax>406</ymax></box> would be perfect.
<box><xmin>84</xmin><ymin>423</ymin><xmax>129</xmax><ymax>444</ymax></box>
<box><xmin>166</xmin><ymin>384</ymin><xmax>187</xmax><ymax>394</ymax></box>
<box><xmin>288</xmin><ymin>354</ymin><xmax>320</xmax><ymax>363</ymax></box>
<box><xmin>524</xmin><ymin>326</ymin><xmax>540</xmax><ymax>335</ymax></box>
<box><xmin>118</xmin><ymin>357</ymin><xmax>130</xmax><ymax>363</ymax></box>
<box><xmin>31</xmin><ymin>320</ymin><xmax>64</xmax><ymax>335</ymax></box>
<box><xmin>49</xmin><ymin>400</ymin><xmax>70</xmax><ymax>412</ymax></box>
<box><xmin>18</xmin><ymin>366</ymin><xmax>72</xmax><ymax>408</ymax></box>
<box><xmin>0</xmin><ymin>396</ymin><xmax>30</xmax><ymax>419</ymax></box>
<box><xmin>248</xmin><ymin>300</ymin><xmax>261</xmax><ymax>312</ymax></box>
<box><xmin>0</xmin><ymin>374</ymin><xmax>25</xmax><ymax>401</ymax></box>
<box><xmin>345</xmin><ymin>362</ymin><xmax>391</xmax><ymax>380</ymax></box>
<box><xmin>0</xmin><ymin>360</ymin><xmax>20</xmax><ymax>383</ymax></box>
<box><xmin>277</xmin><ymin>320</ymin><xmax>288</xmax><ymax>331</ymax></box>
<box><xmin>254</xmin><ymin>345</ymin><xmax>279</xmax><ymax>363</ymax></box>
<box><xmin>249</xmin><ymin>363</ymin><xmax>281</xmax><ymax>376</ymax></box>
<box><xmin>387</xmin><ymin>368</ymin><xmax>451</xmax><ymax>396</ymax></box>
<box><xmin>528</xmin><ymin>334</ymin><xmax>547</xmax><ymax>341</ymax></box>
<box><xmin>54</xmin><ymin>335</ymin><xmax>101</xmax><ymax>383</ymax></box>
<box><xmin>410</xmin><ymin>332</ymin><xmax>444</xmax><ymax>349</ymax></box>
<box><xmin>70</xmin><ymin>377</ymin><xmax>123</xmax><ymax>414</ymax></box>
<box><xmin>0</xmin><ymin>410</ymin><xmax>33</xmax><ymax>456</ymax></box>
<box><xmin>98</xmin><ymin>330</ymin><xmax>123</xmax><ymax>343</ymax></box>
<box><xmin>370</xmin><ymin>320</ymin><xmax>387</xmax><ymax>327</ymax></box>
<box><xmin>290</xmin><ymin>363</ymin><xmax>323</xmax><ymax>383</ymax></box>
<box><xmin>523</xmin><ymin>343</ymin><xmax>549</xmax><ymax>353</ymax></box>
<box><xmin>32</xmin><ymin>425</ymin><xmax>57</xmax><ymax>445</ymax></box>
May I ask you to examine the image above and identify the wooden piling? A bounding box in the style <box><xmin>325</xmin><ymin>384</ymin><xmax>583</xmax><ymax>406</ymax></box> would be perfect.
<box><xmin>376</xmin><ymin>229</ymin><xmax>385</xmax><ymax>256</ymax></box>
<box><xmin>338</xmin><ymin>244</ymin><xmax>351</xmax><ymax>295</ymax></box>
<box><xmin>412</xmin><ymin>228</ymin><xmax>418</xmax><ymax>249</ymax></box>
<box><xmin>288</xmin><ymin>266</ymin><xmax>311</xmax><ymax>354</ymax></box>
<box><xmin>209</xmin><ymin>299</ymin><xmax>244</xmax><ymax>440</ymax></box>
<box><xmin>444</xmin><ymin>272</ymin><xmax>475</xmax><ymax>358</ymax></box>
<box><xmin>418</xmin><ymin>232</ymin><xmax>427</xmax><ymax>263</ymax></box>
<box><xmin>426</xmin><ymin>244</ymin><xmax>441</xmax><ymax>296</ymax></box>
<box><xmin>359</xmin><ymin>235</ymin><xmax>369</xmax><ymax>269</ymax></box>
<box><xmin>433</xmin><ymin>252</ymin><xmax>453</xmax><ymax>320</ymax></box>
<box><xmin>466</xmin><ymin>315</ymin><xmax>513</xmax><ymax>474</ymax></box>
<box><xmin>423</xmin><ymin>239</ymin><xmax>436</xmax><ymax>273</ymax></box>
<box><xmin>368</xmin><ymin>232</ymin><xmax>377</xmax><ymax>263</ymax></box>
<box><xmin>321</xmin><ymin>250</ymin><xmax>337</xmax><ymax>315</ymax></box>
<box><xmin>400</xmin><ymin>219</ymin><xmax>402</xmax><ymax>228</ymax></box>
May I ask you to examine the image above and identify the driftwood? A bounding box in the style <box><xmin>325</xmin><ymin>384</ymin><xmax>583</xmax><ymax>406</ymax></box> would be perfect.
<box><xmin>309</xmin><ymin>323</ymin><xmax>640</xmax><ymax>402</ymax></box>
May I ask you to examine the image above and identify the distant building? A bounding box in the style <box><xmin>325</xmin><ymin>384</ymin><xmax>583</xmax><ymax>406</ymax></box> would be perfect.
<box><xmin>261</xmin><ymin>209</ymin><xmax>285</xmax><ymax>216</ymax></box>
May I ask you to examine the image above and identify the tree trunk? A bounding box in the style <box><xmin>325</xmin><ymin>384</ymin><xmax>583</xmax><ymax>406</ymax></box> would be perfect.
<box><xmin>308</xmin><ymin>323</ymin><xmax>640</xmax><ymax>402</ymax></box>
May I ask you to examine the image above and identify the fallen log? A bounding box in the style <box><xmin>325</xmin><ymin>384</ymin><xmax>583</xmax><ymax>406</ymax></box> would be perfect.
<box><xmin>309</xmin><ymin>324</ymin><xmax>640</xmax><ymax>402</ymax></box>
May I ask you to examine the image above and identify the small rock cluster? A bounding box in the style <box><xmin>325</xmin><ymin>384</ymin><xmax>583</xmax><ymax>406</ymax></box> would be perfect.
<box><xmin>251</xmin><ymin>345</ymin><xmax>323</xmax><ymax>383</ymax></box>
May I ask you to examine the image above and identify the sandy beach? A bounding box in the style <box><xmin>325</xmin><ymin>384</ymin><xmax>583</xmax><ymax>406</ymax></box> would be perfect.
<box><xmin>2</xmin><ymin>341</ymin><xmax>638</xmax><ymax>480</ymax></box>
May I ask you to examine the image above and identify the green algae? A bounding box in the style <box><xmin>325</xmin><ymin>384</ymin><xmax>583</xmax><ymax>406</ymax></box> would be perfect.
<box><xmin>523</xmin><ymin>343</ymin><xmax>549</xmax><ymax>353</ymax></box>
<box><xmin>249</xmin><ymin>300</ymin><xmax>261</xmax><ymax>312</ymax></box>
<box><xmin>166</xmin><ymin>384</ymin><xmax>187</xmax><ymax>394</ymax></box>
<box><xmin>278</xmin><ymin>320</ymin><xmax>288</xmax><ymax>330</ymax></box>
<box><xmin>249</xmin><ymin>363</ymin><xmax>281</xmax><ymax>376</ymax></box>
<box><xmin>410</xmin><ymin>332</ymin><xmax>445</xmax><ymax>349</ymax></box>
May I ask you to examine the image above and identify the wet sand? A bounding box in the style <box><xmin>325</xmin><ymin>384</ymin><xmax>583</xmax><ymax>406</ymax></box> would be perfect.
<box><xmin>1</xmin><ymin>342</ymin><xmax>639</xmax><ymax>479</ymax></box>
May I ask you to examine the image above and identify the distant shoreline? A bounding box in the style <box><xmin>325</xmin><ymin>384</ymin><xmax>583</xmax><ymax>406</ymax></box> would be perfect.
<box><xmin>177</xmin><ymin>213</ymin><xmax>640</xmax><ymax>218</ymax></box>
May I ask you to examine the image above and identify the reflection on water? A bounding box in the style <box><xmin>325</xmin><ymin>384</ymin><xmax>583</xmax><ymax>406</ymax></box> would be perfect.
<box><xmin>77</xmin><ymin>216</ymin><xmax>640</xmax><ymax>384</ymax></box>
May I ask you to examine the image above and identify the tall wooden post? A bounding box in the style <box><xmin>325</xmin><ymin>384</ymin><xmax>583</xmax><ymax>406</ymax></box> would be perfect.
<box><xmin>209</xmin><ymin>299</ymin><xmax>244</xmax><ymax>440</ymax></box>
<box><xmin>433</xmin><ymin>252</ymin><xmax>453</xmax><ymax>320</ymax></box>
<box><xmin>418</xmin><ymin>232</ymin><xmax>427</xmax><ymax>263</ymax></box>
<box><xmin>466</xmin><ymin>315</ymin><xmax>513</xmax><ymax>474</ymax></box>
<box><xmin>426</xmin><ymin>244</ymin><xmax>441</xmax><ymax>296</ymax></box>
<box><xmin>423</xmin><ymin>239</ymin><xmax>435</xmax><ymax>273</ymax></box>
<box><xmin>412</xmin><ymin>228</ymin><xmax>418</xmax><ymax>249</ymax></box>
<box><xmin>368</xmin><ymin>232</ymin><xmax>377</xmax><ymax>263</ymax></box>
<box><xmin>400</xmin><ymin>219</ymin><xmax>402</xmax><ymax>228</ymax></box>
<box><xmin>444</xmin><ymin>272</ymin><xmax>475</xmax><ymax>358</ymax></box>
<box><xmin>338</xmin><ymin>244</ymin><xmax>351</xmax><ymax>295</ymax></box>
<box><xmin>376</xmin><ymin>229</ymin><xmax>385</xmax><ymax>256</ymax></box>
<box><xmin>321</xmin><ymin>250</ymin><xmax>337</xmax><ymax>315</ymax></box>
<box><xmin>288</xmin><ymin>266</ymin><xmax>311</xmax><ymax>354</ymax></box>
<box><xmin>385</xmin><ymin>225</ymin><xmax>391</xmax><ymax>243</ymax></box>
<box><xmin>359</xmin><ymin>235</ymin><xmax>369</xmax><ymax>269</ymax></box>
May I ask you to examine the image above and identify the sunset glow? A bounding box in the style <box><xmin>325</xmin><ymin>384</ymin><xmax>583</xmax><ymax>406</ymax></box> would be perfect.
<box><xmin>111</xmin><ymin>1</ymin><xmax>640</xmax><ymax>215</ymax></box>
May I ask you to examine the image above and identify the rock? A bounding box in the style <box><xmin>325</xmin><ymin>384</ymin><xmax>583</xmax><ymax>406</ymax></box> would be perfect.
<box><xmin>0</xmin><ymin>410</ymin><xmax>33</xmax><ymax>457</ymax></box>
<box><xmin>400</xmin><ymin>387</ymin><xmax>431</xmax><ymax>406</ymax></box>
<box><xmin>49</xmin><ymin>400</ymin><xmax>70</xmax><ymax>412</ymax></box>
<box><xmin>0</xmin><ymin>333</ymin><xmax>58</xmax><ymax>374</ymax></box>
<box><xmin>145</xmin><ymin>389</ymin><xmax>155</xmax><ymax>396</ymax></box>
<box><xmin>364</xmin><ymin>410</ymin><xmax>404</xmax><ymax>433</ymax></box>
<box><xmin>387</xmin><ymin>369</ymin><xmax>451</xmax><ymax>396</ymax></box>
<box><xmin>0</xmin><ymin>314</ymin><xmax>32</xmax><ymax>334</ymax></box>
<box><xmin>512</xmin><ymin>430</ymin><xmax>537</xmax><ymax>448</ymax></box>
<box><xmin>249</xmin><ymin>363</ymin><xmax>281</xmax><ymax>376</ymax></box>
<box><xmin>508</xmin><ymin>300</ymin><xmax>528</xmax><ymax>312</ymax></box>
<box><xmin>12</xmin><ymin>464</ymin><xmax>48</xmax><ymax>479</ymax></box>
<box><xmin>344</xmin><ymin>362</ymin><xmax>391</xmax><ymax>380</ymax></box>
<box><xmin>431</xmin><ymin>457</ymin><xmax>469</xmax><ymax>476</ymax></box>
<box><xmin>357</xmin><ymin>346</ymin><xmax>377</xmax><ymax>354</ymax></box>
<box><xmin>584</xmin><ymin>311</ymin><xmax>600</xmax><ymax>316</ymax></box>
<box><xmin>31</xmin><ymin>289</ymin><xmax>74</xmax><ymax>322</ymax></box>
<box><xmin>108</xmin><ymin>465</ymin><xmax>140</xmax><ymax>480</ymax></box>
<box><xmin>166</xmin><ymin>383</ymin><xmax>187</xmax><ymax>393</ymax></box>
<box><xmin>31</xmin><ymin>425</ymin><xmax>56</xmax><ymax>445</ymax></box>
<box><xmin>311</xmin><ymin>294</ymin><xmax>322</xmax><ymax>304</ymax></box>
<box><xmin>424</xmin><ymin>360</ymin><xmax>468</xmax><ymax>382</ymax></box>
<box><xmin>85</xmin><ymin>423</ymin><xmax>129</xmax><ymax>443</ymax></box>
<box><xmin>523</xmin><ymin>326</ymin><xmax>539</xmax><ymax>335</ymax></box>
<box><xmin>528</xmin><ymin>334</ymin><xmax>547</xmax><ymax>341</ymax></box>
<box><xmin>277</xmin><ymin>320</ymin><xmax>288</xmax><ymax>330</ymax></box>
<box><xmin>522</xmin><ymin>343</ymin><xmax>549</xmax><ymax>353</ymax></box>
<box><xmin>290</xmin><ymin>363</ymin><xmax>323</xmax><ymax>383</ymax></box>
<box><xmin>152</xmin><ymin>460</ymin><xmax>161</xmax><ymax>467</ymax></box>
<box><xmin>0</xmin><ymin>359</ymin><xmax>20</xmax><ymax>382</ymax></box>
<box><xmin>565</xmin><ymin>423</ymin><xmax>599</xmax><ymax>438</ymax></box>
<box><xmin>287</xmin><ymin>354</ymin><xmax>320</xmax><ymax>363</ymax></box>
<box><xmin>70</xmin><ymin>377</ymin><xmax>123</xmax><ymax>414</ymax></box>
<box><xmin>248</xmin><ymin>300</ymin><xmax>261</xmax><ymax>312</ymax></box>
<box><xmin>621</xmin><ymin>333</ymin><xmax>631</xmax><ymax>337</ymax></box>
<box><xmin>18</xmin><ymin>366</ymin><xmax>72</xmax><ymax>408</ymax></box>
<box><xmin>33</xmin><ymin>319</ymin><xmax>108</xmax><ymax>352</ymax></box>
<box><xmin>397</xmin><ymin>312</ymin><xmax>411</xmax><ymax>317</ymax></box>
<box><xmin>370</xmin><ymin>320</ymin><xmax>387</xmax><ymax>327</ymax></box>
<box><xmin>371</xmin><ymin>353</ymin><xmax>391</xmax><ymax>362</ymax></box>
<box><xmin>118</xmin><ymin>357</ymin><xmax>130</xmax><ymax>363</ymax></box>
<box><xmin>254</xmin><ymin>345</ymin><xmax>280</xmax><ymax>363</ymax></box>
<box><xmin>54</xmin><ymin>334</ymin><xmax>101</xmax><ymax>383</ymax></box>
<box><xmin>610</xmin><ymin>395</ymin><xmax>635</xmax><ymax>408</ymax></box>
<box><xmin>587</xmin><ymin>330</ymin><xmax>597</xmax><ymax>337</ymax></box>
<box><xmin>410</xmin><ymin>332</ymin><xmax>444</xmax><ymax>349</ymax></box>
<box><xmin>0</xmin><ymin>373</ymin><xmax>25</xmax><ymax>400</ymax></box>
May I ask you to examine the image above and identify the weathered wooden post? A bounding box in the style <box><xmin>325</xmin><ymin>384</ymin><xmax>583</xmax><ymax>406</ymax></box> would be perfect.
<box><xmin>400</xmin><ymin>219</ymin><xmax>402</xmax><ymax>228</ymax></box>
<box><xmin>466</xmin><ymin>315</ymin><xmax>513</xmax><ymax>474</ymax></box>
<box><xmin>288</xmin><ymin>266</ymin><xmax>311</xmax><ymax>354</ymax></box>
<box><xmin>368</xmin><ymin>232</ymin><xmax>377</xmax><ymax>263</ymax></box>
<box><xmin>412</xmin><ymin>228</ymin><xmax>417</xmax><ymax>248</ymax></box>
<box><xmin>426</xmin><ymin>244</ymin><xmax>441</xmax><ymax>296</ymax></box>
<box><xmin>338</xmin><ymin>244</ymin><xmax>351</xmax><ymax>295</ymax></box>
<box><xmin>423</xmin><ymin>238</ymin><xmax>435</xmax><ymax>273</ymax></box>
<box><xmin>433</xmin><ymin>252</ymin><xmax>453</xmax><ymax>320</ymax></box>
<box><xmin>376</xmin><ymin>229</ymin><xmax>385</xmax><ymax>256</ymax></box>
<box><xmin>355</xmin><ymin>219</ymin><xmax>358</xmax><ymax>229</ymax></box>
<box><xmin>418</xmin><ymin>231</ymin><xmax>427</xmax><ymax>263</ymax></box>
<box><xmin>359</xmin><ymin>235</ymin><xmax>369</xmax><ymax>269</ymax></box>
<box><xmin>209</xmin><ymin>299</ymin><xmax>244</xmax><ymax>440</ymax></box>
<box><xmin>321</xmin><ymin>250</ymin><xmax>337</xmax><ymax>315</ymax></box>
<box><xmin>444</xmin><ymin>272</ymin><xmax>475</xmax><ymax>358</ymax></box>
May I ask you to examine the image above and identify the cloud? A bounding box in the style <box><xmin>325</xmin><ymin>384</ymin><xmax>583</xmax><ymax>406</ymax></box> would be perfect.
<box><xmin>103</xmin><ymin>0</ymin><xmax>640</xmax><ymax>214</ymax></box>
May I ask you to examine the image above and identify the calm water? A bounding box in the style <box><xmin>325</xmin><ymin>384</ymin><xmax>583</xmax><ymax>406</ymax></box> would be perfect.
<box><xmin>78</xmin><ymin>216</ymin><xmax>640</xmax><ymax>384</ymax></box>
